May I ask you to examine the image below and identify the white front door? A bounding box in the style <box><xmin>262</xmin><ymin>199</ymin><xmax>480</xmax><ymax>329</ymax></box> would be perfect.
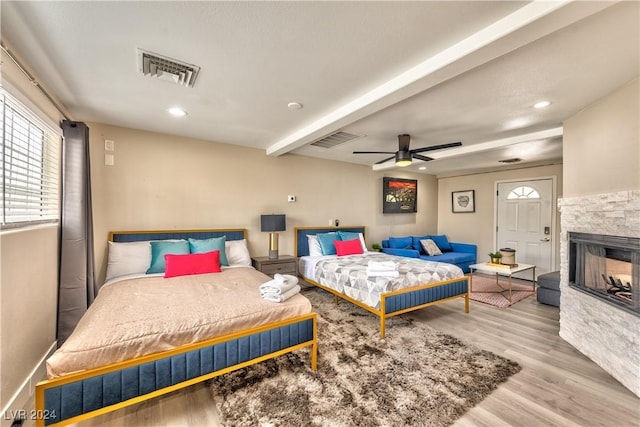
<box><xmin>496</xmin><ymin>179</ymin><xmax>555</xmax><ymax>278</ymax></box>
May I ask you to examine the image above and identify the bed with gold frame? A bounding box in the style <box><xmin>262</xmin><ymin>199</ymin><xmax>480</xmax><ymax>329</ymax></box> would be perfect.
<box><xmin>296</xmin><ymin>226</ymin><xmax>468</xmax><ymax>338</ymax></box>
<box><xmin>35</xmin><ymin>229</ymin><xmax>317</xmax><ymax>427</ymax></box>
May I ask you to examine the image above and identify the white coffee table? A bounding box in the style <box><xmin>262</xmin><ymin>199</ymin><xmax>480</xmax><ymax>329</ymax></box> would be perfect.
<box><xmin>469</xmin><ymin>263</ymin><xmax>536</xmax><ymax>302</ymax></box>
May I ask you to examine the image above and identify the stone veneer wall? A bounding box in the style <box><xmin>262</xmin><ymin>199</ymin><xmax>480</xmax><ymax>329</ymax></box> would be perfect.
<box><xmin>558</xmin><ymin>190</ymin><xmax>640</xmax><ymax>397</ymax></box>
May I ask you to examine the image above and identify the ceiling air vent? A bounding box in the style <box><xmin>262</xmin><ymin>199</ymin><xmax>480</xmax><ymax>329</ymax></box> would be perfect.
<box><xmin>137</xmin><ymin>49</ymin><xmax>200</xmax><ymax>88</ymax></box>
<box><xmin>499</xmin><ymin>158</ymin><xmax>522</xmax><ymax>164</ymax></box>
<box><xmin>310</xmin><ymin>131</ymin><xmax>362</xmax><ymax>149</ymax></box>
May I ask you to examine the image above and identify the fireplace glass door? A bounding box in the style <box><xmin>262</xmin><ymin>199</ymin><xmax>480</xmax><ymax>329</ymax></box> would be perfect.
<box><xmin>570</xmin><ymin>232</ymin><xmax>639</xmax><ymax>316</ymax></box>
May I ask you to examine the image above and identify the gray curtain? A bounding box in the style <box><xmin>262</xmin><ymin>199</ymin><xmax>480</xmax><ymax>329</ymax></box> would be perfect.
<box><xmin>57</xmin><ymin>121</ymin><xmax>96</xmax><ymax>344</ymax></box>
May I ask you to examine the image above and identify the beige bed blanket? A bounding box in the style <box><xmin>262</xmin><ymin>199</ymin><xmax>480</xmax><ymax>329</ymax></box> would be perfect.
<box><xmin>47</xmin><ymin>267</ymin><xmax>311</xmax><ymax>378</ymax></box>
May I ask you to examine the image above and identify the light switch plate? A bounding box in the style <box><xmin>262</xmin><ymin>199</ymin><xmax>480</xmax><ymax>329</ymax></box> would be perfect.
<box><xmin>105</xmin><ymin>139</ymin><xmax>115</xmax><ymax>151</ymax></box>
<box><xmin>105</xmin><ymin>154</ymin><xmax>114</xmax><ymax>166</ymax></box>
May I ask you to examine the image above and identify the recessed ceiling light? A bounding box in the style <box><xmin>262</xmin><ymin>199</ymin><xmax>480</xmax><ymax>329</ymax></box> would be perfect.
<box><xmin>533</xmin><ymin>101</ymin><xmax>551</xmax><ymax>109</ymax></box>
<box><xmin>168</xmin><ymin>107</ymin><xmax>187</xmax><ymax>117</ymax></box>
<box><xmin>287</xmin><ymin>102</ymin><xmax>303</xmax><ymax>110</ymax></box>
<box><xmin>419</xmin><ymin>166</ymin><xmax>427</xmax><ymax>170</ymax></box>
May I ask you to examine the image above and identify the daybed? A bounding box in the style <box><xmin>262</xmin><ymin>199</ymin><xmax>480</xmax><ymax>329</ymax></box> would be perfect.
<box><xmin>295</xmin><ymin>226</ymin><xmax>469</xmax><ymax>338</ymax></box>
<box><xmin>381</xmin><ymin>234</ymin><xmax>477</xmax><ymax>273</ymax></box>
<box><xmin>36</xmin><ymin>229</ymin><xmax>317</xmax><ymax>427</ymax></box>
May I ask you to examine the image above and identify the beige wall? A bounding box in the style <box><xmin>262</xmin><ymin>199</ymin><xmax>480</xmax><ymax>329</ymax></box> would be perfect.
<box><xmin>88</xmin><ymin>122</ymin><xmax>438</xmax><ymax>283</ymax></box>
<box><xmin>0</xmin><ymin>227</ymin><xmax>58</xmax><ymax>403</ymax></box>
<box><xmin>437</xmin><ymin>164</ymin><xmax>563</xmax><ymax>268</ymax></box>
<box><xmin>563</xmin><ymin>78</ymin><xmax>639</xmax><ymax>197</ymax></box>
<box><xmin>0</xmin><ymin>43</ymin><xmax>64</xmax><ymax>414</ymax></box>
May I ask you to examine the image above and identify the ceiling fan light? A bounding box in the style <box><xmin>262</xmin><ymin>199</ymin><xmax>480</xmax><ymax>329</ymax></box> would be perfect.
<box><xmin>395</xmin><ymin>151</ymin><xmax>412</xmax><ymax>167</ymax></box>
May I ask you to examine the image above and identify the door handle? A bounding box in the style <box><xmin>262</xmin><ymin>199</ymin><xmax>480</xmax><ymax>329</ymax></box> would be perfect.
<box><xmin>540</xmin><ymin>237</ymin><xmax>551</xmax><ymax>242</ymax></box>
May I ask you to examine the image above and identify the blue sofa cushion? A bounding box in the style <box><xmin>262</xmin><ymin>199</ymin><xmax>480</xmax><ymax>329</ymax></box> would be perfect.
<box><xmin>420</xmin><ymin>251</ymin><xmax>475</xmax><ymax>264</ymax></box>
<box><xmin>388</xmin><ymin>236</ymin><xmax>413</xmax><ymax>250</ymax></box>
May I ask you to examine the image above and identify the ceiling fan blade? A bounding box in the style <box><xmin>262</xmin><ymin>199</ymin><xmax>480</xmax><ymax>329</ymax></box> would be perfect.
<box><xmin>411</xmin><ymin>141</ymin><xmax>462</xmax><ymax>154</ymax></box>
<box><xmin>375</xmin><ymin>156</ymin><xmax>396</xmax><ymax>164</ymax></box>
<box><xmin>412</xmin><ymin>154</ymin><xmax>433</xmax><ymax>162</ymax></box>
<box><xmin>398</xmin><ymin>134</ymin><xmax>411</xmax><ymax>152</ymax></box>
<box><xmin>353</xmin><ymin>151</ymin><xmax>396</xmax><ymax>154</ymax></box>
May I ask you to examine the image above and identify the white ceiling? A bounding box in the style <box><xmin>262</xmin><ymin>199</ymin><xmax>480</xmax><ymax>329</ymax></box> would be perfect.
<box><xmin>2</xmin><ymin>1</ymin><xmax>638</xmax><ymax>176</ymax></box>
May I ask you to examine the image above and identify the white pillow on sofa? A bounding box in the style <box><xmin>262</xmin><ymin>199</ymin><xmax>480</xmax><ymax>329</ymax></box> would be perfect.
<box><xmin>420</xmin><ymin>239</ymin><xmax>442</xmax><ymax>256</ymax></box>
<box><xmin>105</xmin><ymin>240</ymin><xmax>152</xmax><ymax>282</ymax></box>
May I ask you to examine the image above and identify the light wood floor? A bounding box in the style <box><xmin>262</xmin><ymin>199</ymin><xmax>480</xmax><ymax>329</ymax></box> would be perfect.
<box><xmin>37</xmin><ymin>293</ymin><xmax>638</xmax><ymax>427</ymax></box>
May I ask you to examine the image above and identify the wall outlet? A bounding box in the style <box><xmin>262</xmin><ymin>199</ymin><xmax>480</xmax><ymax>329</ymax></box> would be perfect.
<box><xmin>287</xmin><ymin>195</ymin><xmax>296</xmax><ymax>202</ymax></box>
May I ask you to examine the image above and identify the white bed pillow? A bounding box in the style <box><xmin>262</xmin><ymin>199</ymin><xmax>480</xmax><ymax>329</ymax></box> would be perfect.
<box><xmin>358</xmin><ymin>233</ymin><xmax>369</xmax><ymax>253</ymax></box>
<box><xmin>307</xmin><ymin>235</ymin><xmax>323</xmax><ymax>257</ymax></box>
<box><xmin>105</xmin><ymin>241</ymin><xmax>152</xmax><ymax>282</ymax></box>
<box><xmin>225</xmin><ymin>239</ymin><xmax>252</xmax><ymax>266</ymax></box>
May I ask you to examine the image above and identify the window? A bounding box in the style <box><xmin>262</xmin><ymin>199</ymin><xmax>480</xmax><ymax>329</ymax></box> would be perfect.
<box><xmin>507</xmin><ymin>186</ymin><xmax>540</xmax><ymax>200</ymax></box>
<box><xmin>1</xmin><ymin>89</ymin><xmax>62</xmax><ymax>228</ymax></box>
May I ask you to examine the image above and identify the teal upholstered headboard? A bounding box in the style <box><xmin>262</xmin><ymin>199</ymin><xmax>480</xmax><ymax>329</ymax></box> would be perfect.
<box><xmin>109</xmin><ymin>229</ymin><xmax>247</xmax><ymax>243</ymax></box>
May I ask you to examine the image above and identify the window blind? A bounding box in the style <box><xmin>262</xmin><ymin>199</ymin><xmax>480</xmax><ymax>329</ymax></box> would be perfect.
<box><xmin>1</xmin><ymin>90</ymin><xmax>62</xmax><ymax>228</ymax></box>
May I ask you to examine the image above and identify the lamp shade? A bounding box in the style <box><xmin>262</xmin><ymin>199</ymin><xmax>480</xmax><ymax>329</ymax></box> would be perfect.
<box><xmin>261</xmin><ymin>214</ymin><xmax>286</xmax><ymax>232</ymax></box>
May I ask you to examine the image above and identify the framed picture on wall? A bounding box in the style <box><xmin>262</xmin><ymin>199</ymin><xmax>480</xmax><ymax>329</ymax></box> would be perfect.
<box><xmin>452</xmin><ymin>190</ymin><xmax>475</xmax><ymax>213</ymax></box>
<box><xmin>383</xmin><ymin>177</ymin><xmax>417</xmax><ymax>213</ymax></box>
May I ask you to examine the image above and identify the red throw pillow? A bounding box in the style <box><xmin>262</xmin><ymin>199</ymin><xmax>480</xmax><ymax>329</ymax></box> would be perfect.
<box><xmin>334</xmin><ymin>238</ymin><xmax>364</xmax><ymax>256</ymax></box>
<box><xmin>164</xmin><ymin>250</ymin><xmax>221</xmax><ymax>278</ymax></box>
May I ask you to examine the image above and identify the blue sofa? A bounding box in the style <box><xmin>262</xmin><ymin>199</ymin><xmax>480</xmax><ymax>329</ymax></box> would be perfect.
<box><xmin>381</xmin><ymin>234</ymin><xmax>477</xmax><ymax>273</ymax></box>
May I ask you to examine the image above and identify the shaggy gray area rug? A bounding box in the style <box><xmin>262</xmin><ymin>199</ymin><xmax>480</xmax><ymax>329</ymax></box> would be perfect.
<box><xmin>210</xmin><ymin>287</ymin><xmax>521</xmax><ymax>427</ymax></box>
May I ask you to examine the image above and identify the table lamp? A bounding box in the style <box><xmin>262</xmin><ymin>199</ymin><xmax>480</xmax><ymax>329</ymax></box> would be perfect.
<box><xmin>261</xmin><ymin>214</ymin><xmax>286</xmax><ymax>259</ymax></box>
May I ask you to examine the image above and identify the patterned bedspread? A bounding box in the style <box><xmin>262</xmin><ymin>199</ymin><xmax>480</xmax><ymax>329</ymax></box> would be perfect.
<box><xmin>313</xmin><ymin>253</ymin><xmax>463</xmax><ymax>309</ymax></box>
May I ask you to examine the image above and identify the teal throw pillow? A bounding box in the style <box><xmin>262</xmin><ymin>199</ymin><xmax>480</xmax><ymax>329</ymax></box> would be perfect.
<box><xmin>188</xmin><ymin>236</ymin><xmax>229</xmax><ymax>266</ymax></box>
<box><xmin>146</xmin><ymin>240</ymin><xmax>190</xmax><ymax>274</ymax></box>
<box><xmin>337</xmin><ymin>231</ymin><xmax>362</xmax><ymax>242</ymax></box>
<box><xmin>316</xmin><ymin>232</ymin><xmax>341</xmax><ymax>256</ymax></box>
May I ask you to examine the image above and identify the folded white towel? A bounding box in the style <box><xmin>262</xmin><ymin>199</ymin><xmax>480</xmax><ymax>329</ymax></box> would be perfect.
<box><xmin>259</xmin><ymin>280</ymin><xmax>297</xmax><ymax>296</ymax></box>
<box><xmin>259</xmin><ymin>274</ymin><xmax>299</xmax><ymax>295</ymax></box>
<box><xmin>262</xmin><ymin>285</ymin><xmax>301</xmax><ymax>303</ymax></box>
<box><xmin>366</xmin><ymin>268</ymin><xmax>400</xmax><ymax>278</ymax></box>
<box><xmin>367</xmin><ymin>260</ymin><xmax>397</xmax><ymax>272</ymax></box>
<box><xmin>274</xmin><ymin>273</ymin><xmax>299</xmax><ymax>286</ymax></box>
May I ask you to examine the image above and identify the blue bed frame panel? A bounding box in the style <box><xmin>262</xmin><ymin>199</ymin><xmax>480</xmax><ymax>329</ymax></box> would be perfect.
<box><xmin>41</xmin><ymin>318</ymin><xmax>314</xmax><ymax>425</ymax></box>
<box><xmin>384</xmin><ymin>280</ymin><xmax>468</xmax><ymax>313</ymax></box>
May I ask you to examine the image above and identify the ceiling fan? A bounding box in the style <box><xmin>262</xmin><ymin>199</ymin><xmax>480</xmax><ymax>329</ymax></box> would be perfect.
<box><xmin>353</xmin><ymin>134</ymin><xmax>462</xmax><ymax>167</ymax></box>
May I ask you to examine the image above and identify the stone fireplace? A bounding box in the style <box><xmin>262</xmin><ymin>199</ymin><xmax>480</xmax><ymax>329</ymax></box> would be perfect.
<box><xmin>559</xmin><ymin>190</ymin><xmax>640</xmax><ymax>397</ymax></box>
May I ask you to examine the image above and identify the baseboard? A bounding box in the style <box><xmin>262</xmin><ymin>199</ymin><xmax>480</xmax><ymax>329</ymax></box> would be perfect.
<box><xmin>1</xmin><ymin>341</ymin><xmax>57</xmax><ymax>427</ymax></box>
